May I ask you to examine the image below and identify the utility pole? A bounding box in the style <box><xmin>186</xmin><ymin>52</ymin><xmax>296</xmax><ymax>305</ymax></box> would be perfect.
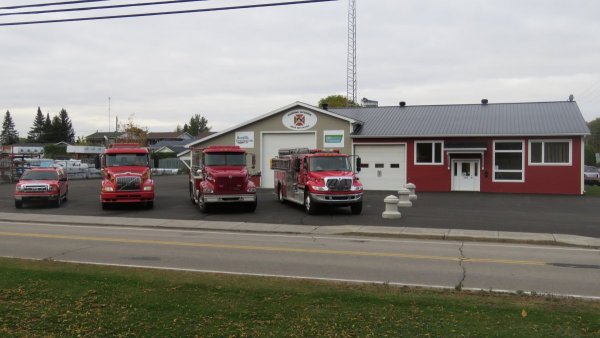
<box><xmin>346</xmin><ymin>0</ymin><xmax>357</xmax><ymax>106</ymax></box>
<box><xmin>108</xmin><ymin>96</ymin><xmax>111</xmax><ymax>132</ymax></box>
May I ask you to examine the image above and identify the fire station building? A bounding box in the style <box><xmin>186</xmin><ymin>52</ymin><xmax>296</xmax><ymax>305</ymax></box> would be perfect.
<box><xmin>180</xmin><ymin>100</ymin><xmax>590</xmax><ymax>194</ymax></box>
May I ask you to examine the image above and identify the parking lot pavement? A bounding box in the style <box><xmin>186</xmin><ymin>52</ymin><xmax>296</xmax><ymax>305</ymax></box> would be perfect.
<box><xmin>1</xmin><ymin>175</ymin><xmax>599</xmax><ymax>238</ymax></box>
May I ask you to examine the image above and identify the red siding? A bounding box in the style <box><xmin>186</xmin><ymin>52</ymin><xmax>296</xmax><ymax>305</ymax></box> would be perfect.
<box><xmin>353</xmin><ymin>137</ymin><xmax>583</xmax><ymax>195</ymax></box>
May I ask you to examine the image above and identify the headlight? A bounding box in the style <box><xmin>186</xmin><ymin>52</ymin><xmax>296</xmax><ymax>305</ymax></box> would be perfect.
<box><xmin>312</xmin><ymin>185</ymin><xmax>328</xmax><ymax>191</ymax></box>
<box><xmin>50</xmin><ymin>185</ymin><xmax>59</xmax><ymax>191</ymax></box>
<box><xmin>143</xmin><ymin>186</ymin><xmax>153</xmax><ymax>191</ymax></box>
<box><xmin>16</xmin><ymin>185</ymin><xmax>24</xmax><ymax>192</ymax></box>
<box><xmin>247</xmin><ymin>186</ymin><xmax>256</xmax><ymax>193</ymax></box>
<box><xmin>350</xmin><ymin>185</ymin><xmax>362</xmax><ymax>191</ymax></box>
<box><xmin>204</xmin><ymin>187</ymin><xmax>214</xmax><ymax>194</ymax></box>
<box><xmin>103</xmin><ymin>186</ymin><xmax>114</xmax><ymax>192</ymax></box>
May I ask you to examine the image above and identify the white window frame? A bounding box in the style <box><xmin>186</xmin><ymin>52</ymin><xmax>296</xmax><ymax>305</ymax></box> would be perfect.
<box><xmin>414</xmin><ymin>141</ymin><xmax>444</xmax><ymax>165</ymax></box>
<box><xmin>492</xmin><ymin>140</ymin><xmax>525</xmax><ymax>183</ymax></box>
<box><xmin>528</xmin><ymin>139</ymin><xmax>572</xmax><ymax>166</ymax></box>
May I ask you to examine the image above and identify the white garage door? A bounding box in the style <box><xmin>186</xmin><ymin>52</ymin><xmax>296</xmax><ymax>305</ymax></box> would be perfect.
<box><xmin>354</xmin><ymin>144</ymin><xmax>406</xmax><ymax>191</ymax></box>
<box><xmin>261</xmin><ymin>133</ymin><xmax>316</xmax><ymax>188</ymax></box>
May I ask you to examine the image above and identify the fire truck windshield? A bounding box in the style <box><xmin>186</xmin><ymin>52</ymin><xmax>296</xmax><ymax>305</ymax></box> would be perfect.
<box><xmin>310</xmin><ymin>156</ymin><xmax>351</xmax><ymax>172</ymax></box>
<box><xmin>205</xmin><ymin>153</ymin><xmax>246</xmax><ymax>166</ymax></box>
<box><xmin>106</xmin><ymin>154</ymin><xmax>149</xmax><ymax>167</ymax></box>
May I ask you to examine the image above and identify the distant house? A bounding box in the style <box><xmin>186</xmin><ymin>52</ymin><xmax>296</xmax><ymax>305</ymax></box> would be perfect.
<box><xmin>146</xmin><ymin>132</ymin><xmax>193</xmax><ymax>146</ymax></box>
<box><xmin>85</xmin><ymin>131</ymin><xmax>125</xmax><ymax>145</ymax></box>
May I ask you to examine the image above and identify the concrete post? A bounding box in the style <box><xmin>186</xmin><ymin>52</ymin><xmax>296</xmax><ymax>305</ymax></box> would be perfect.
<box><xmin>405</xmin><ymin>183</ymin><xmax>417</xmax><ymax>201</ymax></box>
<box><xmin>382</xmin><ymin>195</ymin><xmax>401</xmax><ymax>219</ymax></box>
<box><xmin>397</xmin><ymin>188</ymin><xmax>412</xmax><ymax>207</ymax></box>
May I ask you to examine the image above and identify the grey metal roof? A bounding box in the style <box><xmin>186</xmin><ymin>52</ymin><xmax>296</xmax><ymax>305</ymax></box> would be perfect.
<box><xmin>330</xmin><ymin>101</ymin><xmax>590</xmax><ymax>137</ymax></box>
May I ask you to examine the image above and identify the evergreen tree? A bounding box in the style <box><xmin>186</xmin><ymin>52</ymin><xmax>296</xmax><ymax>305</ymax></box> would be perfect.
<box><xmin>186</xmin><ymin>114</ymin><xmax>210</xmax><ymax>136</ymax></box>
<box><xmin>58</xmin><ymin>108</ymin><xmax>75</xmax><ymax>143</ymax></box>
<box><xmin>41</xmin><ymin>113</ymin><xmax>52</xmax><ymax>142</ymax></box>
<box><xmin>1</xmin><ymin>110</ymin><xmax>20</xmax><ymax>145</ymax></box>
<box><xmin>27</xmin><ymin>107</ymin><xmax>46</xmax><ymax>141</ymax></box>
<box><xmin>48</xmin><ymin>115</ymin><xmax>62</xmax><ymax>143</ymax></box>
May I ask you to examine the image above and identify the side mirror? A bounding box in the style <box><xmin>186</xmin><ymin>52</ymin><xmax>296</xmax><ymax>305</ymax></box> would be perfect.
<box><xmin>251</xmin><ymin>153</ymin><xmax>256</xmax><ymax>170</ymax></box>
<box><xmin>356</xmin><ymin>157</ymin><xmax>362</xmax><ymax>173</ymax></box>
<box><xmin>294</xmin><ymin>159</ymin><xmax>301</xmax><ymax>171</ymax></box>
<box><xmin>60</xmin><ymin>177</ymin><xmax>68</xmax><ymax>182</ymax></box>
<box><xmin>94</xmin><ymin>155</ymin><xmax>101</xmax><ymax>170</ymax></box>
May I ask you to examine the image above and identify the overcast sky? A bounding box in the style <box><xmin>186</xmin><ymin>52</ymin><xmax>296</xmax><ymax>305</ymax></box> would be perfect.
<box><xmin>1</xmin><ymin>0</ymin><xmax>599</xmax><ymax>139</ymax></box>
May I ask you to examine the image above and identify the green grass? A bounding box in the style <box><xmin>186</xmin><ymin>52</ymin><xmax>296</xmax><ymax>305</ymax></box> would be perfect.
<box><xmin>584</xmin><ymin>184</ymin><xmax>600</xmax><ymax>196</ymax></box>
<box><xmin>1</xmin><ymin>258</ymin><xmax>599</xmax><ymax>337</ymax></box>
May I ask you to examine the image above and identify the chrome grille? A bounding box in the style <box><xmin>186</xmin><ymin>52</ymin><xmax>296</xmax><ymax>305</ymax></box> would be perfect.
<box><xmin>22</xmin><ymin>184</ymin><xmax>49</xmax><ymax>192</ymax></box>
<box><xmin>215</xmin><ymin>176</ymin><xmax>244</xmax><ymax>192</ymax></box>
<box><xmin>326</xmin><ymin>178</ymin><xmax>352</xmax><ymax>191</ymax></box>
<box><xmin>116</xmin><ymin>176</ymin><xmax>141</xmax><ymax>191</ymax></box>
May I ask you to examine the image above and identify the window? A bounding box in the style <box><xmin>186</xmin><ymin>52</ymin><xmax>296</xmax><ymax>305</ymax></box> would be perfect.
<box><xmin>415</xmin><ymin>141</ymin><xmax>443</xmax><ymax>164</ymax></box>
<box><xmin>493</xmin><ymin>141</ymin><xmax>524</xmax><ymax>182</ymax></box>
<box><xmin>529</xmin><ymin>140</ymin><xmax>571</xmax><ymax>165</ymax></box>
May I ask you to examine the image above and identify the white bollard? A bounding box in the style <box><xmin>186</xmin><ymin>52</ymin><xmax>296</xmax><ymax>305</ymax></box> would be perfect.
<box><xmin>382</xmin><ymin>195</ymin><xmax>401</xmax><ymax>219</ymax></box>
<box><xmin>405</xmin><ymin>183</ymin><xmax>417</xmax><ymax>201</ymax></box>
<box><xmin>397</xmin><ymin>188</ymin><xmax>412</xmax><ymax>207</ymax></box>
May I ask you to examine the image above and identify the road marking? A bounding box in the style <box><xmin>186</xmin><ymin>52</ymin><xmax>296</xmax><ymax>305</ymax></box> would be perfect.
<box><xmin>0</xmin><ymin>230</ymin><xmax>547</xmax><ymax>266</ymax></box>
<box><xmin>1</xmin><ymin>220</ymin><xmax>598</xmax><ymax>253</ymax></box>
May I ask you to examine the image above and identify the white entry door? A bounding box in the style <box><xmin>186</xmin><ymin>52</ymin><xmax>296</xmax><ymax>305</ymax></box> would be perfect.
<box><xmin>354</xmin><ymin>144</ymin><xmax>406</xmax><ymax>191</ymax></box>
<box><xmin>261</xmin><ymin>132</ymin><xmax>316</xmax><ymax>188</ymax></box>
<box><xmin>452</xmin><ymin>160</ymin><xmax>481</xmax><ymax>192</ymax></box>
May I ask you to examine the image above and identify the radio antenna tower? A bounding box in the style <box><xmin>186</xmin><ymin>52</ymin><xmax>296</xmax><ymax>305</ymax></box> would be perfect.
<box><xmin>346</xmin><ymin>0</ymin><xmax>357</xmax><ymax>106</ymax></box>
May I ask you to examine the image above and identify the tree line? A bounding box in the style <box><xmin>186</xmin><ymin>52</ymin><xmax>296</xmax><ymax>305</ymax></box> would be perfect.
<box><xmin>1</xmin><ymin>107</ymin><xmax>75</xmax><ymax>145</ymax></box>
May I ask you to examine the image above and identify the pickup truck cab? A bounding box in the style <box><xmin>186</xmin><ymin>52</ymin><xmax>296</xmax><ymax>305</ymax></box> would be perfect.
<box><xmin>14</xmin><ymin>167</ymin><xmax>68</xmax><ymax>208</ymax></box>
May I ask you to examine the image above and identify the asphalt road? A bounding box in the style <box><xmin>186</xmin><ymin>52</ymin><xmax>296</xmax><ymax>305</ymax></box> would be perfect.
<box><xmin>1</xmin><ymin>221</ymin><xmax>599</xmax><ymax>298</ymax></box>
<box><xmin>1</xmin><ymin>175</ymin><xmax>600</xmax><ymax>237</ymax></box>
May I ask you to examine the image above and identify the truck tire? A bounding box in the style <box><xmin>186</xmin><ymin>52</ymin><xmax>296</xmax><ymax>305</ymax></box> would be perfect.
<box><xmin>102</xmin><ymin>202</ymin><xmax>109</xmax><ymax>210</ymax></box>
<box><xmin>198</xmin><ymin>195</ymin><xmax>211</xmax><ymax>213</ymax></box>
<box><xmin>350</xmin><ymin>201</ymin><xmax>363</xmax><ymax>215</ymax></box>
<box><xmin>54</xmin><ymin>195</ymin><xmax>61</xmax><ymax>208</ymax></box>
<box><xmin>189</xmin><ymin>183</ymin><xmax>197</xmax><ymax>205</ymax></box>
<box><xmin>146</xmin><ymin>201</ymin><xmax>154</xmax><ymax>209</ymax></box>
<box><xmin>277</xmin><ymin>184</ymin><xmax>284</xmax><ymax>203</ymax></box>
<box><xmin>304</xmin><ymin>191</ymin><xmax>318</xmax><ymax>215</ymax></box>
<box><xmin>246</xmin><ymin>200</ymin><xmax>257</xmax><ymax>213</ymax></box>
<box><xmin>15</xmin><ymin>201</ymin><xmax>23</xmax><ymax>209</ymax></box>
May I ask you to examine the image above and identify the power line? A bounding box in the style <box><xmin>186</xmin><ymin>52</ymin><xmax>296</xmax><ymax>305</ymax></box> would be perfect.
<box><xmin>0</xmin><ymin>0</ymin><xmax>109</xmax><ymax>10</ymax></box>
<box><xmin>0</xmin><ymin>0</ymin><xmax>211</xmax><ymax>17</ymax></box>
<box><xmin>0</xmin><ymin>0</ymin><xmax>337</xmax><ymax>26</ymax></box>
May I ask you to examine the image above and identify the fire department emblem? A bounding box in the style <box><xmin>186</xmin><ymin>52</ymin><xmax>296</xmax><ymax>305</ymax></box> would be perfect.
<box><xmin>282</xmin><ymin>110</ymin><xmax>317</xmax><ymax>130</ymax></box>
<box><xmin>294</xmin><ymin>114</ymin><xmax>305</xmax><ymax>127</ymax></box>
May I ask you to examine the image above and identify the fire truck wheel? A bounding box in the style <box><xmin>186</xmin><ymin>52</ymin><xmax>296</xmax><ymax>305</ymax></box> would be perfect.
<box><xmin>350</xmin><ymin>201</ymin><xmax>363</xmax><ymax>215</ymax></box>
<box><xmin>146</xmin><ymin>201</ymin><xmax>154</xmax><ymax>209</ymax></box>
<box><xmin>247</xmin><ymin>201</ymin><xmax>257</xmax><ymax>213</ymax></box>
<box><xmin>102</xmin><ymin>202</ymin><xmax>110</xmax><ymax>210</ymax></box>
<box><xmin>277</xmin><ymin>184</ymin><xmax>284</xmax><ymax>203</ymax></box>
<box><xmin>304</xmin><ymin>191</ymin><xmax>317</xmax><ymax>215</ymax></box>
<box><xmin>14</xmin><ymin>201</ymin><xmax>23</xmax><ymax>209</ymax></box>
<box><xmin>189</xmin><ymin>184</ymin><xmax>197</xmax><ymax>205</ymax></box>
<box><xmin>198</xmin><ymin>197</ymin><xmax>211</xmax><ymax>213</ymax></box>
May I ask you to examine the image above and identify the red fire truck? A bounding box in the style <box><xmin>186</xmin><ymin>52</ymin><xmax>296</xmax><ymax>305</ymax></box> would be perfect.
<box><xmin>270</xmin><ymin>148</ymin><xmax>363</xmax><ymax>214</ymax></box>
<box><xmin>96</xmin><ymin>143</ymin><xmax>155</xmax><ymax>209</ymax></box>
<box><xmin>189</xmin><ymin>145</ymin><xmax>257</xmax><ymax>213</ymax></box>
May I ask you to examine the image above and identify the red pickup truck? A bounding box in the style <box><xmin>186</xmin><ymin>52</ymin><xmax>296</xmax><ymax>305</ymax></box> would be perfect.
<box><xmin>14</xmin><ymin>167</ymin><xmax>68</xmax><ymax>208</ymax></box>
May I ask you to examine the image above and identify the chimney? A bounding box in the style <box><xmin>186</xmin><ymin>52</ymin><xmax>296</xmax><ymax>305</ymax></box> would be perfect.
<box><xmin>481</xmin><ymin>99</ymin><xmax>488</xmax><ymax>105</ymax></box>
<box><xmin>321</xmin><ymin>103</ymin><xmax>329</xmax><ymax>110</ymax></box>
<box><xmin>399</xmin><ymin>101</ymin><xmax>406</xmax><ymax>107</ymax></box>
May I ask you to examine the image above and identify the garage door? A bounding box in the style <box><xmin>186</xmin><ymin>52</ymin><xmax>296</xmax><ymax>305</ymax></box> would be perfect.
<box><xmin>261</xmin><ymin>133</ymin><xmax>316</xmax><ymax>188</ymax></box>
<box><xmin>354</xmin><ymin>144</ymin><xmax>406</xmax><ymax>191</ymax></box>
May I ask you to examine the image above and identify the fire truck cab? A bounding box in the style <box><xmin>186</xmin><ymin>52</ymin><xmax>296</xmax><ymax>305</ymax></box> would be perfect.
<box><xmin>189</xmin><ymin>145</ymin><xmax>257</xmax><ymax>213</ymax></box>
<box><xmin>271</xmin><ymin>148</ymin><xmax>363</xmax><ymax>214</ymax></box>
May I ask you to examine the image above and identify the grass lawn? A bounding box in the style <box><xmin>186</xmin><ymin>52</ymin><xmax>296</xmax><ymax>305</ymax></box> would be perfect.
<box><xmin>584</xmin><ymin>184</ymin><xmax>600</xmax><ymax>196</ymax></box>
<box><xmin>1</xmin><ymin>258</ymin><xmax>599</xmax><ymax>337</ymax></box>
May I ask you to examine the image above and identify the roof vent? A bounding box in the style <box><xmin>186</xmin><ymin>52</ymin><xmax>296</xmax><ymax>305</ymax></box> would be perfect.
<box><xmin>481</xmin><ymin>99</ymin><xmax>488</xmax><ymax>105</ymax></box>
<box><xmin>399</xmin><ymin>101</ymin><xmax>406</xmax><ymax>107</ymax></box>
<box><xmin>568</xmin><ymin>94</ymin><xmax>574</xmax><ymax>102</ymax></box>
